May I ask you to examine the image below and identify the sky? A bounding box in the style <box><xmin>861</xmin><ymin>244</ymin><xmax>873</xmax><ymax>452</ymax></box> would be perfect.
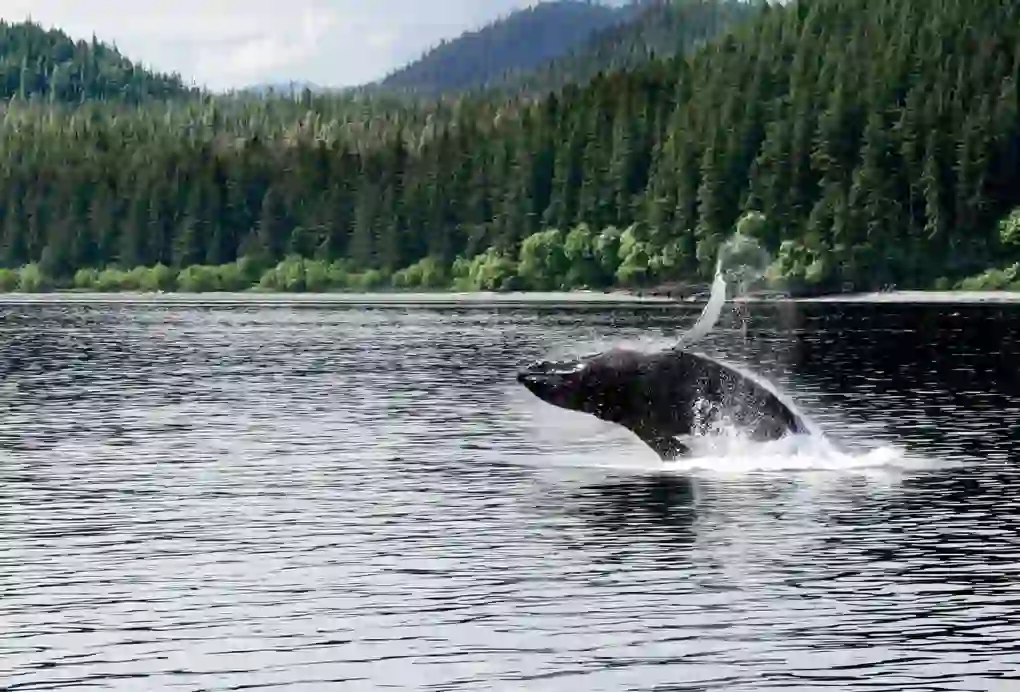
<box><xmin>0</xmin><ymin>0</ymin><xmax>623</xmax><ymax>91</ymax></box>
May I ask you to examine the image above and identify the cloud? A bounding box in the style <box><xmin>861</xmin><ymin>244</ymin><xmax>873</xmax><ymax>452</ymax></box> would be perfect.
<box><xmin>192</xmin><ymin>4</ymin><xmax>340</xmax><ymax>86</ymax></box>
<box><xmin>0</xmin><ymin>0</ymin><xmax>610</xmax><ymax>90</ymax></box>
<box><xmin>365</xmin><ymin>30</ymin><xmax>398</xmax><ymax>50</ymax></box>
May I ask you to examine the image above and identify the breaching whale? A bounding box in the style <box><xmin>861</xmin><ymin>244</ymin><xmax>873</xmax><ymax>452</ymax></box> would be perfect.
<box><xmin>516</xmin><ymin>240</ymin><xmax>808</xmax><ymax>460</ymax></box>
<box><xmin>517</xmin><ymin>346</ymin><xmax>808</xmax><ymax>459</ymax></box>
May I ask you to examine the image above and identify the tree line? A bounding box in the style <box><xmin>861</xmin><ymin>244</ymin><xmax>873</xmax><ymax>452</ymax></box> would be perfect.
<box><xmin>1</xmin><ymin>0</ymin><xmax>1020</xmax><ymax>294</ymax></box>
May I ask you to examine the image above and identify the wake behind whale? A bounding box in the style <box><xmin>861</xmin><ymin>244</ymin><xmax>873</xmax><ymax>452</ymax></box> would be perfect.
<box><xmin>517</xmin><ymin>231</ymin><xmax>821</xmax><ymax>462</ymax></box>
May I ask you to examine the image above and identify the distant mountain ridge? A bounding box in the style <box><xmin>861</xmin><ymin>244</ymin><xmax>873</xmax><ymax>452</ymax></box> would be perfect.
<box><xmin>494</xmin><ymin>0</ymin><xmax>762</xmax><ymax>95</ymax></box>
<box><xmin>366</xmin><ymin>0</ymin><xmax>760</xmax><ymax>98</ymax></box>
<box><xmin>372</xmin><ymin>0</ymin><xmax>639</xmax><ymax>96</ymax></box>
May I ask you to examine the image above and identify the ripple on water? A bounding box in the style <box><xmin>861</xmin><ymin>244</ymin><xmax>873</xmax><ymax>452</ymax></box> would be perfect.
<box><xmin>1</xmin><ymin>300</ymin><xmax>1020</xmax><ymax>690</ymax></box>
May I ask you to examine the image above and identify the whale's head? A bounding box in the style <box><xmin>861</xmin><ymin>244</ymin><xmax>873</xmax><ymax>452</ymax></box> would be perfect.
<box><xmin>517</xmin><ymin>348</ymin><xmax>646</xmax><ymax>422</ymax></box>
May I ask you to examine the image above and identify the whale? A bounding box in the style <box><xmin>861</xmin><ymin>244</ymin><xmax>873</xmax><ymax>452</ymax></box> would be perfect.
<box><xmin>517</xmin><ymin>346</ymin><xmax>809</xmax><ymax>460</ymax></box>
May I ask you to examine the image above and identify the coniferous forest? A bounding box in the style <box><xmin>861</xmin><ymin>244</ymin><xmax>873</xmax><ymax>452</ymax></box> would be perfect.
<box><xmin>1</xmin><ymin>0</ymin><xmax>1020</xmax><ymax>294</ymax></box>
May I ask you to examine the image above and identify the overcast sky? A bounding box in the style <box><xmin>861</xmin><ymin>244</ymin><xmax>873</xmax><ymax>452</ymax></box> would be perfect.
<box><xmin>0</xmin><ymin>0</ymin><xmax>626</xmax><ymax>91</ymax></box>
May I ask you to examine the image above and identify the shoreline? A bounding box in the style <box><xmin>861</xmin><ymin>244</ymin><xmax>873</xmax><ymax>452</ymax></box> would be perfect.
<box><xmin>790</xmin><ymin>289</ymin><xmax>1020</xmax><ymax>303</ymax></box>
<box><xmin>0</xmin><ymin>288</ymin><xmax>1017</xmax><ymax>305</ymax></box>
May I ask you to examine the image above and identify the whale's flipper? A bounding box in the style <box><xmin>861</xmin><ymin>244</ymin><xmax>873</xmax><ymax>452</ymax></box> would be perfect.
<box><xmin>640</xmin><ymin>434</ymin><xmax>691</xmax><ymax>460</ymax></box>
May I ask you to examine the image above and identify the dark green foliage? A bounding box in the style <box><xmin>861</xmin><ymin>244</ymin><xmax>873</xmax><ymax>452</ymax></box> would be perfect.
<box><xmin>2</xmin><ymin>0</ymin><xmax>1020</xmax><ymax>295</ymax></box>
<box><xmin>0</xmin><ymin>20</ymin><xmax>195</xmax><ymax>102</ymax></box>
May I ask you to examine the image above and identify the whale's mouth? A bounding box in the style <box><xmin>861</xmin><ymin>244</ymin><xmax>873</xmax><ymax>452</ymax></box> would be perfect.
<box><xmin>517</xmin><ymin>358</ymin><xmax>586</xmax><ymax>401</ymax></box>
<box><xmin>519</xmin><ymin>358</ymin><xmax>585</xmax><ymax>377</ymax></box>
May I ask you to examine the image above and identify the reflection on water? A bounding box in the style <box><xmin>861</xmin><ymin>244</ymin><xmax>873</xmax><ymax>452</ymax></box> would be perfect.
<box><xmin>1</xmin><ymin>298</ymin><xmax>1020</xmax><ymax>690</ymax></box>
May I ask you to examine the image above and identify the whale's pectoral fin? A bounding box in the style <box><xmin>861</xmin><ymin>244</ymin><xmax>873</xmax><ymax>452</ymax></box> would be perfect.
<box><xmin>642</xmin><ymin>435</ymin><xmax>691</xmax><ymax>461</ymax></box>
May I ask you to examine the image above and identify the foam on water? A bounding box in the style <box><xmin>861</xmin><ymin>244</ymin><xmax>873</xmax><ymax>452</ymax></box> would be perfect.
<box><xmin>525</xmin><ymin>421</ymin><xmax>949</xmax><ymax>483</ymax></box>
<box><xmin>664</xmin><ymin>429</ymin><xmax>920</xmax><ymax>475</ymax></box>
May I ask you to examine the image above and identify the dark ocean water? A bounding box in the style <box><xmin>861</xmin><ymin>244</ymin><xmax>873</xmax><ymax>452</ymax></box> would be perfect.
<box><xmin>1</xmin><ymin>296</ymin><xmax>1018</xmax><ymax>691</ymax></box>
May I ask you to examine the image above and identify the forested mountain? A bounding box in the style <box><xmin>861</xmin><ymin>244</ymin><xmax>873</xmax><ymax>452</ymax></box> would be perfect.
<box><xmin>0</xmin><ymin>20</ymin><xmax>196</xmax><ymax>103</ymax></box>
<box><xmin>373</xmin><ymin>1</ymin><xmax>636</xmax><ymax>96</ymax></box>
<box><xmin>494</xmin><ymin>0</ymin><xmax>762</xmax><ymax>95</ymax></box>
<box><xmin>0</xmin><ymin>0</ymin><xmax>1019</xmax><ymax>296</ymax></box>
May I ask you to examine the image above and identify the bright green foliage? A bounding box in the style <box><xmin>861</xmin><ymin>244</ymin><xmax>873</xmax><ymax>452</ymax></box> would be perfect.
<box><xmin>999</xmin><ymin>209</ymin><xmax>1020</xmax><ymax>249</ymax></box>
<box><xmin>616</xmin><ymin>224</ymin><xmax>653</xmax><ymax>286</ymax></box>
<box><xmin>956</xmin><ymin>264</ymin><xmax>1020</xmax><ymax>291</ymax></box>
<box><xmin>518</xmin><ymin>229</ymin><xmax>569</xmax><ymax>290</ymax></box>
<box><xmin>18</xmin><ymin>264</ymin><xmax>50</xmax><ymax>292</ymax></box>
<box><xmin>452</xmin><ymin>249</ymin><xmax>520</xmax><ymax>292</ymax></box>
<box><xmin>0</xmin><ymin>269</ymin><xmax>18</xmax><ymax>291</ymax></box>
<box><xmin>391</xmin><ymin>257</ymin><xmax>448</xmax><ymax>289</ymax></box>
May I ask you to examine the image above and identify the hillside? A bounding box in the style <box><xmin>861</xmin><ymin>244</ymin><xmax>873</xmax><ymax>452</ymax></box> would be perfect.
<box><xmin>0</xmin><ymin>20</ymin><xmax>197</xmax><ymax>103</ymax></box>
<box><xmin>495</xmin><ymin>0</ymin><xmax>762</xmax><ymax>95</ymax></box>
<box><xmin>0</xmin><ymin>0</ymin><xmax>1018</xmax><ymax>296</ymax></box>
<box><xmin>373</xmin><ymin>1</ymin><xmax>636</xmax><ymax>95</ymax></box>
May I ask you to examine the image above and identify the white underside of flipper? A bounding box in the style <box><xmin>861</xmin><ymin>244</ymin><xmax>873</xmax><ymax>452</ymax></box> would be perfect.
<box><xmin>675</xmin><ymin>259</ymin><xmax>727</xmax><ymax>350</ymax></box>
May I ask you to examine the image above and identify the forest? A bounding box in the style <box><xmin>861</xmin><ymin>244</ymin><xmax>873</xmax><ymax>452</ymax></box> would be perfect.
<box><xmin>0</xmin><ymin>0</ymin><xmax>1019</xmax><ymax>294</ymax></box>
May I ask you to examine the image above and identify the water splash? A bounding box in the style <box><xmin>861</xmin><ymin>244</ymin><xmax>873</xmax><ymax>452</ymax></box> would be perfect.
<box><xmin>526</xmin><ymin>426</ymin><xmax>936</xmax><ymax>480</ymax></box>
<box><xmin>676</xmin><ymin>231</ymin><xmax>771</xmax><ymax>349</ymax></box>
<box><xmin>668</xmin><ymin>232</ymin><xmax>825</xmax><ymax>449</ymax></box>
<box><xmin>664</xmin><ymin>428</ymin><xmax>924</xmax><ymax>476</ymax></box>
<box><xmin>700</xmin><ymin>352</ymin><xmax>825</xmax><ymax>439</ymax></box>
<box><xmin>676</xmin><ymin>260</ymin><xmax>728</xmax><ymax>349</ymax></box>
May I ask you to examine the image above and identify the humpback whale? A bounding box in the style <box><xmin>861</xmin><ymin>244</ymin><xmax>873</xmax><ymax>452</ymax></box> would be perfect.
<box><xmin>517</xmin><ymin>347</ymin><xmax>808</xmax><ymax>459</ymax></box>
<box><xmin>517</xmin><ymin>232</ymin><xmax>808</xmax><ymax>460</ymax></box>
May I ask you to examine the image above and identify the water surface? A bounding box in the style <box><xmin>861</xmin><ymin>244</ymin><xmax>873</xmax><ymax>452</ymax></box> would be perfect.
<box><xmin>1</xmin><ymin>297</ymin><xmax>1019</xmax><ymax>690</ymax></box>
